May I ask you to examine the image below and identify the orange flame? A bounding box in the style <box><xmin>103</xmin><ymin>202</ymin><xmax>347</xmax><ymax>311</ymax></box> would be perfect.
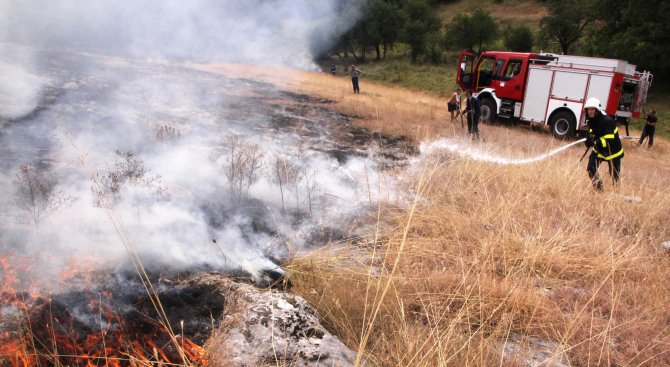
<box><xmin>0</xmin><ymin>256</ymin><xmax>209</xmax><ymax>367</ymax></box>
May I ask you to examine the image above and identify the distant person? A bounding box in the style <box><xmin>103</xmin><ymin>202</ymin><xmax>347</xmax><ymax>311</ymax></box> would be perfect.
<box><xmin>448</xmin><ymin>89</ymin><xmax>462</xmax><ymax>121</ymax></box>
<box><xmin>463</xmin><ymin>90</ymin><xmax>480</xmax><ymax>139</ymax></box>
<box><xmin>330</xmin><ymin>64</ymin><xmax>337</xmax><ymax>75</ymax></box>
<box><xmin>350</xmin><ymin>64</ymin><xmax>362</xmax><ymax>94</ymax></box>
<box><xmin>637</xmin><ymin>109</ymin><xmax>657</xmax><ymax>149</ymax></box>
<box><xmin>583</xmin><ymin>97</ymin><xmax>624</xmax><ymax>190</ymax></box>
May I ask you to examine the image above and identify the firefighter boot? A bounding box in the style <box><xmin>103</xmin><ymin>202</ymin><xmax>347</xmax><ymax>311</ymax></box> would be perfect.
<box><xmin>587</xmin><ymin>152</ymin><xmax>604</xmax><ymax>190</ymax></box>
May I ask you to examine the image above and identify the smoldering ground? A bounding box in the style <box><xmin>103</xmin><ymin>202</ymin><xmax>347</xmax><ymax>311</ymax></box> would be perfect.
<box><xmin>0</xmin><ymin>0</ymin><xmax>378</xmax><ymax>288</ymax></box>
<box><xmin>0</xmin><ymin>49</ymin><xmax>412</xmax><ymax>290</ymax></box>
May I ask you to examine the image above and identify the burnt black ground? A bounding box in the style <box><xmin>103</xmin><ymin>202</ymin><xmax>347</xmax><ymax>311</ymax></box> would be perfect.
<box><xmin>1</xmin><ymin>51</ymin><xmax>416</xmax><ymax>170</ymax></box>
<box><xmin>0</xmin><ymin>50</ymin><xmax>418</xmax><ymax>365</ymax></box>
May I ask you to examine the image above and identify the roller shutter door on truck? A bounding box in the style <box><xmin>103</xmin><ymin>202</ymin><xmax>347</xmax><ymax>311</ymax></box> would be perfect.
<box><xmin>521</xmin><ymin>67</ymin><xmax>553</xmax><ymax>122</ymax></box>
<box><xmin>551</xmin><ymin>72</ymin><xmax>588</xmax><ymax>101</ymax></box>
<box><xmin>585</xmin><ymin>74</ymin><xmax>612</xmax><ymax>111</ymax></box>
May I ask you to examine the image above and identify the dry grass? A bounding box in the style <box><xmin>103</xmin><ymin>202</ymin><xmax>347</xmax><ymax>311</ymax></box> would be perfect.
<box><xmin>195</xmin><ymin>62</ymin><xmax>670</xmax><ymax>366</ymax></box>
<box><xmin>287</xmin><ymin>154</ymin><xmax>670</xmax><ymax>366</ymax></box>
<box><xmin>437</xmin><ymin>0</ymin><xmax>549</xmax><ymax>32</ymax></box>
<box><xmin>192</xmin><ymin>62</ymin><xmax>458</xmax><ymax>140</ymax></box>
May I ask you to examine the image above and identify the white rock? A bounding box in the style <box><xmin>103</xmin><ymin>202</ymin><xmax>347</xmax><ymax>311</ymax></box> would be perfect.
<box><xmin>618</xmin><ymin>195</ymin><xmax>642</xmax><ymax>204</ymax></box>
<box><xmin>502</xmin><ymin>334</ymin><xmax>569</xmax><ymax>367</ymax></box>
<box><xmin>275</xmin><ymin>297</ymin><xmax>295</xmax><ymax>311</ymax></box>
<box><xmin>661</xmin><ymin>241</ymin><xmax>670</xmax><ymax>251</ymax></box>
<box><xmin>200</xmin><ymin>275</ymin><xmax>360</xmax><ymax>367</ymax></box>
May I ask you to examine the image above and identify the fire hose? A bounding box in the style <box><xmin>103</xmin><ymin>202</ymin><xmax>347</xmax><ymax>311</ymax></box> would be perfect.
<box><xmin>422</xmin><ymin>135</ymin><xmax>640</xmax><ymax>165</ymax></box>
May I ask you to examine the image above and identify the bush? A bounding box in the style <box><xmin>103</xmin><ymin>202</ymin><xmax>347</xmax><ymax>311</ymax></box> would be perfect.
<box><xmin>504</xmin><ymin>24</ymin><xmax>534</xmax><ymax>52</ymax></box>
<box><xmin>446</xmin><ymin>9</ymin><xmax>498</xmax><ymax>54</ymax></box>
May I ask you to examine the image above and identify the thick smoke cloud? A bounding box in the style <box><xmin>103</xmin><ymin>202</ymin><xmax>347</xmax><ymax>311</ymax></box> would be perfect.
<box><xmin>0</xmin><ymin>45</ymin><xmax>48</xmax><ymax>119</ymax></box>
<box><xmin>0</xmin><ymin>0</ymin><xmax>382</xmax><ymax>288</ymax></box>
<box><xmin>0</xmin><ymin>0</ymin><xmax>361</xmax><ymax>119</ymax></box>
<box><xmin>0</xmin><ymin>0</ymin><xmax>358</xmax><ymax>65</ymax></box>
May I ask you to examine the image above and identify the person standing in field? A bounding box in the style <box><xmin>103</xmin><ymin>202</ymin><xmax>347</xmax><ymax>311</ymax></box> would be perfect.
<box><xmin>583</xmin><ymin>97</ymin><xmax>624</xmax><ymax>190</ymax></box>
<box><xmin>330</xmin><ymin>64</ymin><xmax>337</xmax><ymax>75</ymax></box>
<box><xmin>448</xmin><ymin>89</ymin><xmax>462</xmax><ymax>121</ymax></box>
<box><xmin>350</xmin><ymin>64</ymin><xmax>362</xmax><ymax>94</ymax></box>
<box><xmin>463</xmin><ymin>90</ymin><xmax>480</xmax><ymax>139</ymax></box>
<box><xmin>637</xmin><ymin>109</ymin><xmax>657</xmax><ymax>149</ymax></box>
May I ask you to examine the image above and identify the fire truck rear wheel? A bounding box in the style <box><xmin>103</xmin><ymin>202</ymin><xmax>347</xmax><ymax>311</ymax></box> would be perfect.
<box><xmin>549</xmin><ymin>110</ymin><xmax>576</xmax><ymax>139</ymax></box>
<box><xmin>480</xmin><ymin>98</ymin><xmax>497</xmax><ymax>123</ymax></box>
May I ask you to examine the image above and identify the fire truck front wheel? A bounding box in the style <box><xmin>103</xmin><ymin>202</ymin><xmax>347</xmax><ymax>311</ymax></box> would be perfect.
<box><xmin>479</xmin><ymin>98</ymin><xmax>497</xmax><ymax>123</ymax></box>
<box><xmin>549</xmin><ymin>110</ymin><xmax>576</xmax><ymax>139</ymax></box>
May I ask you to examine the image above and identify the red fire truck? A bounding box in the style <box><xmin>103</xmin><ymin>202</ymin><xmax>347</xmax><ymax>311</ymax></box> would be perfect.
<box><xmin>456</xmin><ymin>51</ymin><xmax>653</xmax><ymax>139</ymax></box>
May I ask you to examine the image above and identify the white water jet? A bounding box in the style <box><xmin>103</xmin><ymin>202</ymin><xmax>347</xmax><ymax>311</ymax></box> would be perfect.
<box><xmin>420</xmin><ymin>138</ymin><xmax>587</xmax><ymax>165</ymax></box>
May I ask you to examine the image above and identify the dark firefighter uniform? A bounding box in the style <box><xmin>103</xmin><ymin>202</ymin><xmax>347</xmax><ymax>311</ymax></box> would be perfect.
<box><xmin>584</xmin><ymin>110</ymin><xmax>624</xmax><ymax>190</ymax></box>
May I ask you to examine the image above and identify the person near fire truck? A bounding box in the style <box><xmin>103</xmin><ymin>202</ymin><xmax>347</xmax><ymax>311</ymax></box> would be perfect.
<box><xmin>448</xmin><ymin>88</ymin><xmax>462</xmax><ymax>121</ymax></box>
<box><xmin>463</xmin><ymin>90</ymin><xmax>480</xmax><ymax>139</ymax></box>
<box><xmin>637</xmin><ymin>109</ymin><xmax>657</xmax><ymax>149</ymax></box>
<box><xmin>583</xmin><ymin>97</ymin><xmax>624</xmax><ymax>190</ymax></box>
<box><xmin>350</xmin><ymin>64</ymin><xmax>362</xmax><ymax>94</ymax></box>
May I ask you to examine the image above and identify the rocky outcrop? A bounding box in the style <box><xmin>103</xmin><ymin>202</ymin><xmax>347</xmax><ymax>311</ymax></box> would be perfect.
<box><xmin>502</xmin><ymin>334</ymin><xmax>569</xmax><ymax>367</ymax></box>
<box><xmin>190</xmin><ymin>274</ymin><xmax>359</xmax><ymax>367</ymax></box>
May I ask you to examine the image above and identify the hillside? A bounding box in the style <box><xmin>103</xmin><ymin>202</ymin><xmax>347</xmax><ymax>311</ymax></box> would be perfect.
<box><xmin>325</xmin><ymin>58</ymin><xmax>669</xmax><ymax>137</ymax></box>
<box><xmin>321</xmin><ymin>0</ymin><xmax>669</xmax><ymax>137</ymax></box>
<box><xmin>203</xmin><ymin>62</ymin><xmax>670</xmax><ymax>366</ymax></box>
<box><xmin>2</xmin><ymin>1</ymin><xmax>669</xmax><ymax>366</ymax></box>
<box><xmin>437</xmin><ymin>0</ymin><xmax>549</xmax><ymax>32</ymax></box>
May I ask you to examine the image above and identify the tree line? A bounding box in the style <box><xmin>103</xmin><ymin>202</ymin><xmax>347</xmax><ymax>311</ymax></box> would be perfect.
<box><xmin>326</xmin><ymin>0</ymin><xmax>670</xmax><ymax>80</ymax></box>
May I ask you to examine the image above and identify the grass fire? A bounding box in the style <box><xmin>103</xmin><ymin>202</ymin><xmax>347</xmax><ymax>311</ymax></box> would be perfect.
<box><xmin>2</xmin><ymin>1</ymin><xmax>670</xmax><ymax>366</ymax></box>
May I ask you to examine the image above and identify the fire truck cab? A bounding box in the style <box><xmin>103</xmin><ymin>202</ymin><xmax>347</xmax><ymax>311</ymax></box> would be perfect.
<box><xmin>457</xmin><ymin>51</ymin><xmax>653</xmax><ymax>139</ymax></box>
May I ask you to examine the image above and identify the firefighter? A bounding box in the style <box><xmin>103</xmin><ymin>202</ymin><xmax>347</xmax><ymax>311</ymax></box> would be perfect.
<box><xmin>583</xmin><ymin>97</ymin><xmax>624</xmax><ymax>190</ymax></box>
<box><xmin>463</xmin><ymin>90</ymin><xmax>480</xmax><ymax>139</ymax></box>
<box><xmin>637</xmin><ymin>109</ymin><xmax>657</xmax><ymax>149</ymax></box>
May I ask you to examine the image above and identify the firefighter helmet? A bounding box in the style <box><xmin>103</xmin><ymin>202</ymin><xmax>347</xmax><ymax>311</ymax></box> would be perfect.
<box><xmin>584</xmin><ymin>97</ymin><xmax>606</xmax><ymax>115</ymax></box>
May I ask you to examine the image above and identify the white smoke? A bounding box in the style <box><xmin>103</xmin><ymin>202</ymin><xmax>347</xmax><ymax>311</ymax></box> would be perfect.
<box><xmin>0</xmin><ymin>0</ymin><xmax>361</xmax><ymax>119</ymax></box>
<box><xmin>0</xmin><ymin>0</ymin><xmax>359</xmax><ymax>67</ymax></box>
<box><xmin>0</xmin><ymin>61</ymin><xmax>393</xmax><ymax>285</ymax></box>
<box><xmin>0</xmin><ymin>0</ymin><xmax>375</xmax><ymax>286</ymax></box>
<box><xmin>0</xmin><ymin>44</ymin><xmax>48</xmax><ymax>119</ymax></box>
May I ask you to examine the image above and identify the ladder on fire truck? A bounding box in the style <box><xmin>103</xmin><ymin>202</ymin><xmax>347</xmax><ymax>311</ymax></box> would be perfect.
<box><xmin>634</xmin><ymin>70</ymin><xmax>653</xmax><ymax>112</ymax></box>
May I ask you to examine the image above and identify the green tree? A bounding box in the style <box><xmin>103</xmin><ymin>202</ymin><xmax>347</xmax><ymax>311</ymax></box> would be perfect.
<box><xmin>336</xmin><ymin>0</ymin><xmax>406</xmax><ymax>62</ymax></box>
<box><xmin>348</xmin><ymin>15</ymin><xmax>378</xmax><ymax>62</ymax></box>
<box><xmin>371</xmin><ymin>0</ymin><xmax>406</xmax><ymax>60</ymax></box>
<box><xmin>402</xmin><ymin>0</ymin><xmax>441</xmax><ymax>62</ymax></box>
<box><xmin>446</xmin><ymin>9</ymin><xmax>499</xmax><ymax>55</ymax></box>
<box><xmin>586</xmin><ymin>0</ymin><xmax>670</xmax><ymax>80</ymax></box>
<box><xmin>540</xmin><ymin>0</ymin><xmax>593</xmax><ymax>54</ymax></box>
<box><xmin>504</xmin><ymin>24</ymin><xmax>534</xmax><ymax>52</ymax></box>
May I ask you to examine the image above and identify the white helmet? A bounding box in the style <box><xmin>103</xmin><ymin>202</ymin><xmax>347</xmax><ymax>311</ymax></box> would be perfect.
<box><xmin>584</xmin><ymin>97</ymin><xmax>606</xmax><ymax>115</ymax></box>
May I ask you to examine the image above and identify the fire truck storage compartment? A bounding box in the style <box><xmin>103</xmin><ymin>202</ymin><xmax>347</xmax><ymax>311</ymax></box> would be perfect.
<box><xmin>585</xmin><ymin>74</ymin><xmax>613</xmax><ymax>109</ymax></box>
<box><xmin>521</xmin><ymin>67</ymin><xmax>553</xmax><ymax>122</ymax></box>
<box><xmin>551</xmin><ymin>72</ymin><xmax>588</xmax><ymax>101</ymax></box>
<box><xmin>618</xmin><ymin>79</ymin><xmax>638</xmax><ymax>113</ymax></box>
